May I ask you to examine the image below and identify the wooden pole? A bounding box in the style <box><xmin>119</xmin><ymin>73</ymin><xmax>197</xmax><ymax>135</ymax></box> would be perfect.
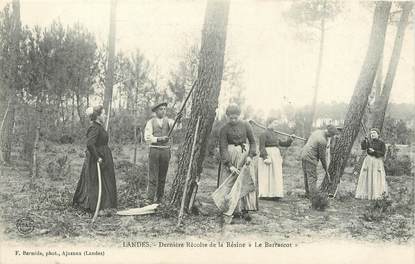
<box><xmin>104</xmin><ymin>0</ymin><xmax>117</xmax><ymax>124</ymax></box>
<box><xmin>92</xmin><ymin>0</ymin><xmax>116</xmax><ymax>224</ymax></box>
<box><xmin>177</xmin><ymin>116</ymin><xmax>200</xmax><ymax>227</ymax></box>
<box><xmin>168</xmin><ymin>81</ymin><xmax>197</xmax><ymax>137</ymax></box>
<box><xmin>91</xmin><ymin>162</ymin><xmax>102</xmax><ymax>223</ymax></box>
<box><xmin>249</xmin><ymin>120</ymin><xmax>306</xmax><ymax>141</ymax></box>
<box><xmin>216</xmin><ymin>161</ymin><xmax>221</xmax><ymax>188</ymax></box>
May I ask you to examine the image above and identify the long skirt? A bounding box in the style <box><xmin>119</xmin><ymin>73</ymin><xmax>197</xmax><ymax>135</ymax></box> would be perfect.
<box><xmin>73</xmin><ymin>146</ymin><xmax>117</xmax><ymax>212</ymax></box>
<box><xmin>258</xmin><ymin>147</ymin><xmax>284</xmax><ymax>198</ymax></box>
<box><xmin>355</xmin><ymin>155</ymin><xmax>388</xmax><ymax>200</ymax></box>
<box><xmin>212</xmin><ymin>145</ymin><xmax>257</xmax><ymax>216</ymax></box>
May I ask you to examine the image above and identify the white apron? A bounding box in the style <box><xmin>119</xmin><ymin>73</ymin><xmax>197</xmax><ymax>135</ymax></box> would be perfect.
<box><xmin>258</xmin><ymin>147</ymin><xmax>283</xmax><ymax>198</ymax></box>
<box><xmin>355</xmin><ymin>155</ymin><xmax>388</xmax><ymax>200</ymax></box>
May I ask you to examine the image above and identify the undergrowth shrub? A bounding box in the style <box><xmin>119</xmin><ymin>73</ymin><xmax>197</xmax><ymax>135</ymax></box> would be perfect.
<box><xmin>362</xmin><ymin>193</ymin><xmax>392</xmax><ymax>222</ymax></box>
<box><xmin>310</xmin><ymin>192</ymin><xmax>329</xmax><ymax>211</ymax></box>
<box><xmin>116</xmin><ymin>160</ymin><xmax>147</xmax><ymax>208</ymax></box>
<box><xmin>46</xmin><ymin>155</ymin><xmax>71</xmax><ymax>181</ymax></box>
<box><xmin>384</xmin><ymin>145</ymin><xmax>411</xmax><ymax>176</ymax></box>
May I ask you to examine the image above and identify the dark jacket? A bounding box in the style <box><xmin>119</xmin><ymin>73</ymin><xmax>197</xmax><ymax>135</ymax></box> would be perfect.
<box><xmin>219</xmin><ymin>120</ymin><xmax>256</xmax><ymax>167</ymax></box>
<box><xmin>361</xmin><ymin>138</ymin><xmax>386</xmax><ymax>158</ymax></box>
<box><xmin>259</xmin><ymin>129</ymin><xmax>293</xmax><ymax>159</ymax></box>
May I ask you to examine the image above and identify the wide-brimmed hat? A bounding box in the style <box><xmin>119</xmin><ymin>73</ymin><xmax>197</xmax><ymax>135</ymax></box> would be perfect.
<box><xmin>151</xmin><ymin>102</ymin><xmax>167</xmax><ymax>112</ymax></box>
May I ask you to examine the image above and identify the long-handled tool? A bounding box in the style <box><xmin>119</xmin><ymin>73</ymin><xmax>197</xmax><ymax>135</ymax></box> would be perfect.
<box><xmin>168</xmin><ymin>81</ymin><xmax>197</xmax><ymax>137</ymax></box>
<box><xmin>325</xmin><ymin>169</ymin><xmax>332</xmax><ymax>183</ymax></box>
<box><xmin>360</xmin><ymin>120</ymin><xmax>368</xmax><ymax>136</ymax></box>
<box><xmin>249</xmin><ymin>120</ymin><xmax>306</xmax><ymax>141</ymax></box>
<box><xmin>91</xmin><ymin>161</ymin><xmax>102</xmax><ymax>223</ymax></box>
<box><xmin>216</xmin><ymin>161</ymin><xmax>222</xmax><ymax>188</ymax></box>
<box><xmin>92</xmin><ymin>102</ymin><xmax>111</xmax><ymax>224</ymax></box>
<box><xmin>177</xmin><ymin>116</ymin><xmax>201</xmax><ymax>227</ymax></box>
<box><xmin>328</xmin><ymin>181</ymin><xmax>339</xmax><ymax>198</ymax></box>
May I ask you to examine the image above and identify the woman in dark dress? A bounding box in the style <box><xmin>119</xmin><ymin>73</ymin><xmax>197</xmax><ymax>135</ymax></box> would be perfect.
<box><xmin>73</xmin><ymin>105</ymin><xmax>117</xmax><ymax>215</ymax></box>
<box><xmin>212</xmin><ymin>104</ymin><xmax>257</xmax><ymax>224</ymax></box>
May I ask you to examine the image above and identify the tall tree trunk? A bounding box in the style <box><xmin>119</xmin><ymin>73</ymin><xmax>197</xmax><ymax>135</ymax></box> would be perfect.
<box><xmin>353</xmin><ymin>2</ymin><xmax>413</xmax><ymax>175</ymax></box>
<box><xmin>169</xmin><ymin>0</ymin><xmax>230</xmax><ymax>208</ymax></box>
<box><xmin>31</xmin><ymin>101</ymin><xmax>41</xmax><ymax>181</ymax></box>
<box><xmin>320</xmin><ymin>2</ymin><xmax>391</xmax><ymax>194</ymax></box>
<box><xmin>368</xmin><ymin>2</ymin><xmax>413</xmax><ymax>131</ymax></box>
<box><xmin>133</xmin><ymin>88</ymin><xmax>138</xmax><ymax>164</ymax></box>
<box><xmin>307</xmin><ymin>0</ymin><xmax>326</xmax><ymax>136</ymax></box>
<box><xmin>75</xmin><ymin>92</ymin><xmax>86</xmax><ymax>127</ymax></box>
<box><xmin>103</xmin><ymin>0</ymin><xmax>117</xmax><ymax>117</ymax></box>
<box><xmin>1</xmin><ymin>91</ymin><xmax>16</xmax><ymax>163</ymax></box>
<box><xmin>71</xmin><ymin>94</ymin><xmax>75</xmax><ymax>131</ymax></box>
<box><xmin>1</xmin><ymin>0</ymin><xmax>20</xmax><ymax>163</ymax></box>
<box><xmin>59</xmin><ymin>96</ymin><xmax>65</xmax><ymax>130</ymax></box>
<box><xmin>21</xmin><ymin>104</ymin><xmax>34</xmax><ymax>161</ymax></box>
<box><xmin>118</xmin><ymin>86</ymin><xmax>122</xmax><ymax>110</ymax></box>
<box><xmin>352</xmin><ymin>51</ymin><xmax>383</xmax><ymax>176</ymax></box>
<box><xmin>375</xmin><ymin>53</ymin><xmax>383</xmax><ymax>97</ymax></box>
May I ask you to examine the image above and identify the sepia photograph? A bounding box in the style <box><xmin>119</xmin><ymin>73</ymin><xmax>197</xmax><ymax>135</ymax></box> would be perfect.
<box><xmin>0</xmin><ymin>0</ymin><xmax>414</xmax><ymax>263</ymax></box>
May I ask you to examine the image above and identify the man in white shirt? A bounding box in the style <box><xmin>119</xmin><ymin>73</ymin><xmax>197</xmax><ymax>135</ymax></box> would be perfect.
<box><xmin>144</xmin><ymin>102</ymin><xmax>182</xmax><ymax>203</ymax></box>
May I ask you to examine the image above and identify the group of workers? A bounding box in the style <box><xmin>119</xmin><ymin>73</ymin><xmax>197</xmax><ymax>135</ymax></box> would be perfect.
<box><xmin>72</xmin><ymin>102</ymin><xmax>388</xmax><ymax>224</ymax></box>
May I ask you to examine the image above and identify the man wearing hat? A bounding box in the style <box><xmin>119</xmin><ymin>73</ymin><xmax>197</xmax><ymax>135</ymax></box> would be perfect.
<box><xmin>144</xmin><ymin>102</ymin><xmax>182</xmax><ymax>204</ymax></box>
<box><xmin>300</xmin><ymin>124</ymin><xmax>339</xmax><ymax>198</ymax></box>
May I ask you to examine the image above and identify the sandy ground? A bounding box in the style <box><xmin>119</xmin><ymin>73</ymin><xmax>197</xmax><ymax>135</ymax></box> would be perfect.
<box><xmin>0</xmin><ymin>142</ymin><xmax>413</xmax><ymax>263</ymax></box>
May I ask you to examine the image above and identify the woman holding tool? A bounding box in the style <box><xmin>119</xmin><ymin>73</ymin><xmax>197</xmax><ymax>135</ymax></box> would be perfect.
<box><xmin>355</xmin><ymin>128</ymin><xmax>388</xmax><ymax>200</ymax></box>
<box><xmin>73</xmin><ymin>105</ymin><xmax>117</xmax><ymax>216</ymax></box>
<box><xmin>257</xmin><ymin>119</ymin><xmax>295</xmax><ymax>200</ymax></box>
<box><xmin>212</xmin><ymin>104</ymin><xmax>257</xmax><ymax>224</ymax></box>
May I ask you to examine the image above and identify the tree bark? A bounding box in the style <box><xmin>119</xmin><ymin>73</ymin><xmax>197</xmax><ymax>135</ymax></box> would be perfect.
<box><xmin>133</xmin><ymin>88</ymin><xmax>138</xmax><ymax>164</ymax></box>
<box><xmin>320</xmin><ymin>2</ymin><xmax>391</xmax><ymax>194</ymax></box>
<box><xmin>75</xmin><ymin>92</ymin><xmax>86</xmax><ymax>127</ymax></box>
<box><xmin>307</xmin><ymin>0</ymin><xmax>326</xmax><ymax>136</ymax></box>
<box><xmin>368</xmin><ymin>2</ymin><xmax>413</xmax><ymax>131</ymax></box>
<box><xmin>31</xmin><ymin>101</ymin><xmax>41</xmax><ymax>180</ymax></box>
<box><xmin>71</xmin><ymin>94</ymin><xmax>75</xmax><ymax>131</ymax></box>
<box><xmin>353</xmin><ymin>2</ymin><xmax>413</xmax><ymax>175</ymax></box>
<box><xmin>169</xmin><ymin>0</ymin><xmax>230</xmax><ymax>209</ymax></box>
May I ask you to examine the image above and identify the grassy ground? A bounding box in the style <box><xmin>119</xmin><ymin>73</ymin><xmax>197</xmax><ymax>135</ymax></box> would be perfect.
<box><xmin>0</xmin><ymin>141</ymin><xmax>413</xmax><ymax>246</ymax></box>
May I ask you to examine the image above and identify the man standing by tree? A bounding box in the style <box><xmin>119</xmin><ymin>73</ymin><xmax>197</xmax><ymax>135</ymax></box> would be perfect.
<box><xmin>301</xmin><ymin>124</ymin><xmax>338</xmax><ymax>198</ymax></box>
<box><xmin>144</xmin><ymin>102</ymin><xmax>182</xmax><ymax>204</ymax></box>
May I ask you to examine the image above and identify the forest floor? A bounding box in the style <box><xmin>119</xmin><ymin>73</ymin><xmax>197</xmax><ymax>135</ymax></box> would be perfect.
<box><xmin>0</xmin><ymin>141</ymin><xmax>413</xmax><ymax>248</ymax></box>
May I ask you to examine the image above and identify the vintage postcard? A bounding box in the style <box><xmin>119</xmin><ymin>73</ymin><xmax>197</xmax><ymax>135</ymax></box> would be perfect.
<box><xmin>0</xmin><ymin>0</ymin><xmax>414</xmax><ymax>263</ymax></box>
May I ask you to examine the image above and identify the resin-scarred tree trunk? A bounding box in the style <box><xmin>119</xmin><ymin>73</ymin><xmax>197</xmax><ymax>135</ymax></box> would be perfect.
<box><xmin>353</xmin><ymin>2</ymin><xmax>413</xmax><ymax>175</ymax></box>
<box><xmin>169</xmin><ymin>0</ymin><xmax>230</xmax><ymax>208</ymax></box>
<box><xmin>320</xmin><ymin>2</ymin><xmax>392</xmax><ymax>194</ymax></box>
